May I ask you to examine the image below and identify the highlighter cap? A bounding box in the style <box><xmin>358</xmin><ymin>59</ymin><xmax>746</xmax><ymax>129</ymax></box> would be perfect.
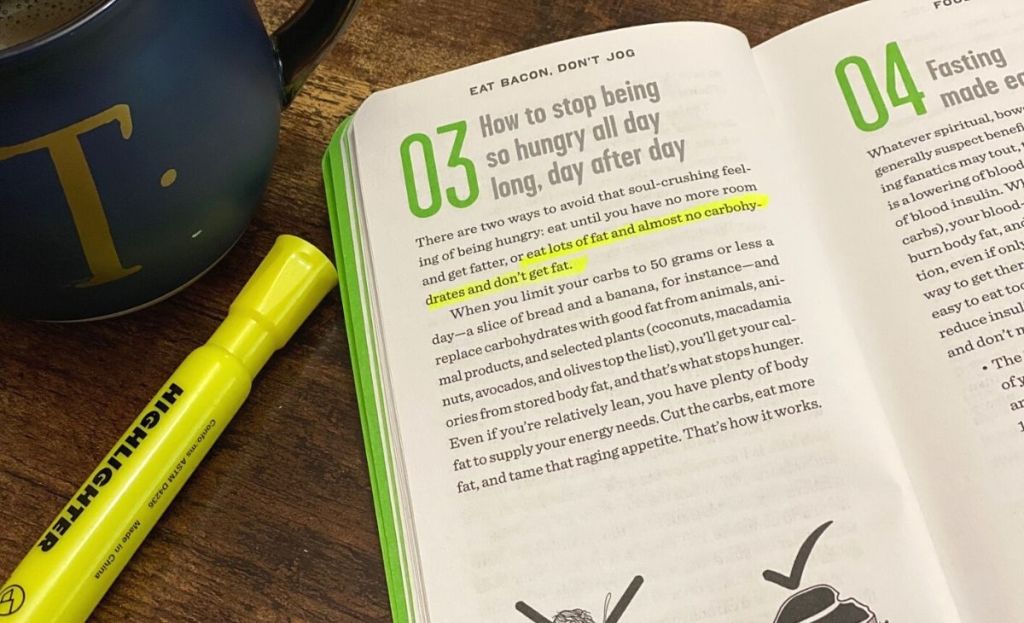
<box><xmin>231</xmin><ymin>235</ymin><xmax>337</xmax><ymax>349</ymax></box>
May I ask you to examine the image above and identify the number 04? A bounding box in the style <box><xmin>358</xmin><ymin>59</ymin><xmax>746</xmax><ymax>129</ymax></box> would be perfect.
<box><xmin>836</xmin><ymin>42</ymin><xmax>927</xmax><ymax>132</ymax></box>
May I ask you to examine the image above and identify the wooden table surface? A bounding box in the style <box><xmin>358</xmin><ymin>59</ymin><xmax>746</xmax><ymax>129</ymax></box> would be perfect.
<box><xmin>0</xmin><ymin>0</ymin><xmax>858</xmax><ymax>620</ymax></box>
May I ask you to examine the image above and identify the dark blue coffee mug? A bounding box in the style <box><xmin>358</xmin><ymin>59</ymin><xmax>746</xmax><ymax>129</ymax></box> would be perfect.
<box><xmin>0</xmin><ymin>0</ymin><xmax>357</xmax><ymax>320</ymax></box>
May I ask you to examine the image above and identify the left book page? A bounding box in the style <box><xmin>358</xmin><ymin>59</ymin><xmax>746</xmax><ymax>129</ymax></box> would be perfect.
<box><xmin>327</xmin><ymin>22</ymin><xmax>956</xmax><ymax>622</ymax></box>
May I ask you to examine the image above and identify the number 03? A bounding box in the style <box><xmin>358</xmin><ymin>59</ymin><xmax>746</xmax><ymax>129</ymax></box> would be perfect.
<box><xmin>400</xmin><ymin>121</ymin><xmax>479</xmax><ymax>218</ymax></box>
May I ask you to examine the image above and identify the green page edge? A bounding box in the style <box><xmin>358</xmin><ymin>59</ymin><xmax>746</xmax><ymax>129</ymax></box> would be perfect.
<box><xmin>340</xmin><ymin>130</ymin><xmax>417</xmax><ymax>619</ymax></box>
<box><xmin>322</xmin><ymin>119</ymin><xmax>414</xmax><ymax>623</ymax></box>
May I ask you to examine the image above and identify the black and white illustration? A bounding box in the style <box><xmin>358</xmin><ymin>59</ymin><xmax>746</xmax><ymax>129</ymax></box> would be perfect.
<box><xmin>512</xmin><ymin>521</ymin><xmax>885</xmax><ymax>623</ymax></box>
<box><xmin>516</xmin><ymin>575</ymin><xmax>644</xmax><ymax>623</ymax></box>
<box><xmin>764</xmin><ymin>521</ymin><xmax>885</xmax><ymax>623</ymax></box>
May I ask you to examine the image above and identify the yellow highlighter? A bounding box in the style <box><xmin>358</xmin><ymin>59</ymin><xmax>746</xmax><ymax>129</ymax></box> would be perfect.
<box><xmin>0</xmin><ymin>235</ymin><xmax>337</xmax><ymax>622</ymax></box>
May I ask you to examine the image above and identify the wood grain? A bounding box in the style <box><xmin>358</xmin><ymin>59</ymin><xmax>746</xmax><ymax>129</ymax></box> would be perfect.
<box><xmin>0</xmin><ymin>1</ymin><xmax>857</xmax><ymax>620</ymax></box>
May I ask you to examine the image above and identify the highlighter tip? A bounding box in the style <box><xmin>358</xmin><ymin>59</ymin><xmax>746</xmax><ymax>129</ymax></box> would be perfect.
<box><xmin>232</xmin><ymin>235</ymin><xmax>338</xmax><ymax>347</ymax></box>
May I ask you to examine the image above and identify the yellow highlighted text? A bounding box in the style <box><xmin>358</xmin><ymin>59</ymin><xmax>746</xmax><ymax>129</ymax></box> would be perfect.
<box><xmin>427</xmin><ymin>257</ymin><xmax>588</xmax><ymax>310</ymax></box>
<box><xmin>522</xmin><ymin>193</ymin><xmax>769</xmax><ymax>267</ymax></box>
<box><xmin>427</xmin><ymin>193</ymin><xmax>769</xmax><ymax>309</ymax></box>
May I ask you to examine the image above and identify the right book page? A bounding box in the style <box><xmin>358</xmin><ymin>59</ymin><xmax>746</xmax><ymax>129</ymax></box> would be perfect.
<box><xmin>756</xmin><ymin>1</ymin><xmax>1024</xmax><ymax>620</ymax></box>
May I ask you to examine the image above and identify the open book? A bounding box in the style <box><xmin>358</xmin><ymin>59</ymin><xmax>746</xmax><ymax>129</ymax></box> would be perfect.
<box><xmin>321</xmin><ymin>1</ymin><xmax>1024</xmax><ymax>620</ymax></box>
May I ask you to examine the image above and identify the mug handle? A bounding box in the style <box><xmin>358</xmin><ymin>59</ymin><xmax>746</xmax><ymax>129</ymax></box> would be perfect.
<box><xmin>272</xmin><ymin>0</ymin><xmax>361</xmax><ymax>105</ymax></box>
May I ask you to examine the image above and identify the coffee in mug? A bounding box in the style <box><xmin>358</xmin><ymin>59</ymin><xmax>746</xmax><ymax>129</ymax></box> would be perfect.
<box><xmin>0</xmin><ymin>0</ymin><xmax>100</xmax><ymax>50</ymax></box>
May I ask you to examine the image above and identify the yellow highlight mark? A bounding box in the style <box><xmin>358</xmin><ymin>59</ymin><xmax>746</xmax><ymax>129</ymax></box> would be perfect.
<box><xmin>427</xmin><ymin>256</ymin><xmax>589</xmax><ymax>310</ymax></box>
<box><xmin>521</xmin><ymin>193</ymin><xmax>770</xmax><ymax>267</ymax></box>
<box><xmin>427</xmin><ymin>193</ymin><xmax>769</xmax><ymax>310</ymax></box>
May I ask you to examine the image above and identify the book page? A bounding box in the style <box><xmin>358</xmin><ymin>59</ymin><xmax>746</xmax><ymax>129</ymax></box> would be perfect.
<box><xmin>755</xmin><ymin>1</ymin><xmax>1024</xmax><ymax>620</ymax></box>
<box><xmin>348</xmin><ymin>22</ymin><xmax>956</xmax><ymax>622</ymax></box>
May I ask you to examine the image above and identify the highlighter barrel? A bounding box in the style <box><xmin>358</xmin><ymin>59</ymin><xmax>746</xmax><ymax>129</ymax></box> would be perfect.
<box><xmin>0</xmin><ymin>235</ymin><xmax>336</xmax><ymax>622</ymax></box>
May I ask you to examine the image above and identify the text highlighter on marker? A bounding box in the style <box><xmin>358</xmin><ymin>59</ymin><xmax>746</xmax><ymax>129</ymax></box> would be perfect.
<box><xmin>0</xmin><ymin>235</ymin><xmax>337</xmax><ymax>623</ymax></box>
